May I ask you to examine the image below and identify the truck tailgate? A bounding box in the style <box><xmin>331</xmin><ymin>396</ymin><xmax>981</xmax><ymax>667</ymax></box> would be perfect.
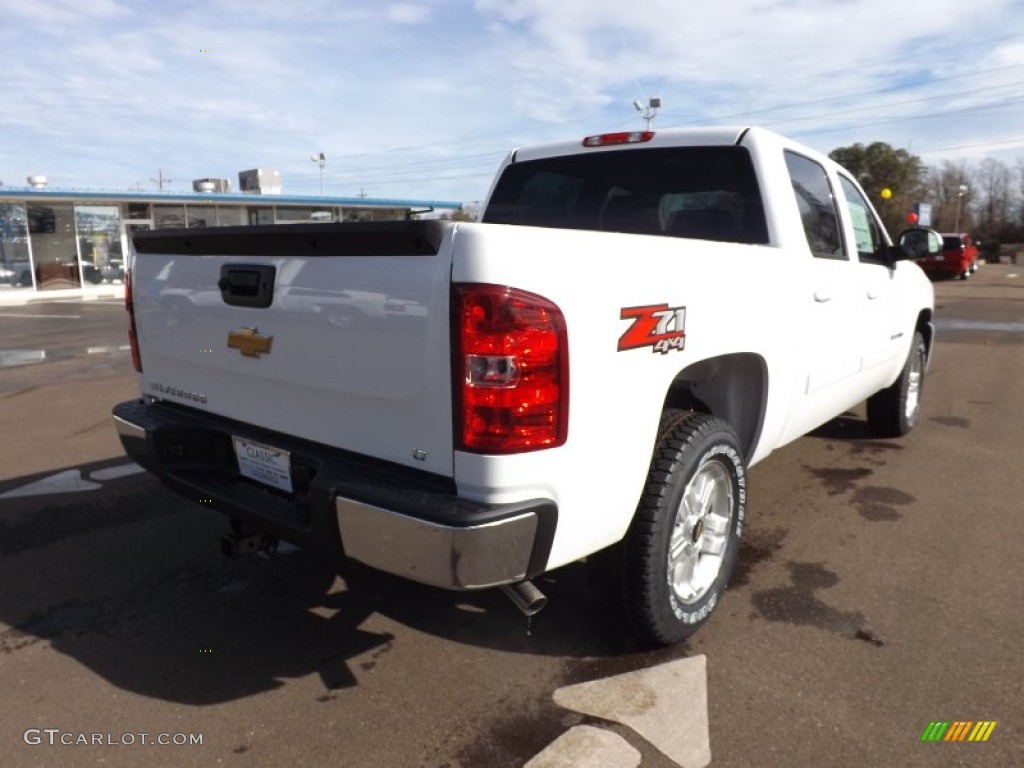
<box><xmin>130</xmin><ymin>222</ymin><xmax>455</xmax><ymax>477</ymax></box>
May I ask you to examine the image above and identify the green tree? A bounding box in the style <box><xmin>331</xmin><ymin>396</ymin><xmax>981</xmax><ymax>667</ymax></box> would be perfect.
<box><xmin>829</xmin><ymin>142</ymin><xmax>926</xmax><ymax>235</ymax></box>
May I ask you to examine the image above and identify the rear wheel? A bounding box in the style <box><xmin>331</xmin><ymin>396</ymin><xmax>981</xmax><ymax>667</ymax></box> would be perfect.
<box><xmin>606</xmin><ymin>411</ymin><xmax>745</xmax><ymax>647</ymax></box>
<box><xmin>867</xmin><ymin>330</ymin><xmax>926</xmax><ymax>437</ymax></box>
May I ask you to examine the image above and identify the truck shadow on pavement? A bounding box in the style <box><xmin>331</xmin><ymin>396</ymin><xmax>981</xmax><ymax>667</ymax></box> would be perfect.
<box><xmin>0</xmin><ymin>460</ymin><xmax>649</xmax><ymax>706</ymax></box>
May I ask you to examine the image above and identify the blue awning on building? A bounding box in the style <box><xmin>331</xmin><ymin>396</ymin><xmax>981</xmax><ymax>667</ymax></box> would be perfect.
<box><xmin>0</xmin><ymin>187</ymin><xmax>463</xmax><ymax>210</ymax></box>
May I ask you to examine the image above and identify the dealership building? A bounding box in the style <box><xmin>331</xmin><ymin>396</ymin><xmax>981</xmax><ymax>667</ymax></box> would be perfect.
<box><xmin>0</xmin><ymin>177</ymin><xmax>462</xmax><ymax>296</ymax></box>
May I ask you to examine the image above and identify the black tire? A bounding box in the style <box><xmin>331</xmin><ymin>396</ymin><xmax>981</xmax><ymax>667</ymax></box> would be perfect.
<box><xmin>607</xmin><ymin>410</ymin><xmax>746</xmax><ymax>647</ymax></box>
<box><xmin>866</xmin><ymin>330</ymin><xmax>926</xmax><ymax>437</ymax></box>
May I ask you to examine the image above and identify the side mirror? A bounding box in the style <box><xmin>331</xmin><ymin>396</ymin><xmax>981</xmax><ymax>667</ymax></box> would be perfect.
<box><xmin>893</xmin><ymin>227</ymin><xmax>942</xmax><ymax>261</ymax></box>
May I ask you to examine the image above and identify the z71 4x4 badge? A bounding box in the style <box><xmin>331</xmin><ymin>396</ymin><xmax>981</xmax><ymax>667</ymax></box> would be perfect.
<box><xmin>618</xmin><ymin>303</ymin><xmax>687</xmax><ymax>354</ymax></box>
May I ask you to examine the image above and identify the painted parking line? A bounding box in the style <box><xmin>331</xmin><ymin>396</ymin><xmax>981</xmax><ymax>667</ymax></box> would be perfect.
<box><xmin>934</xmin><ymin>319</ymin><xmax>1024</xmax><ymax>332</ymax></box>
<box><xmin>86</xmin><ymin>345</ymin><xmax>132</xmax><ymax>355</ymax></box>
<box><xmin>0</xmin><ymin>313</ymin><xmax>82</xmax><ymax>319</ymax></box>
<box><xmin>0</xmin><ymin>463</ymin><xmax>145</xmax><ymax>499</ymax></box>
<box><xmin>538</xmin><ymin>655</ymin><xmax>711</xmax><ymax>768</ymax></box>
<box><xmin>0</xmin><ymin>344</ymin><xmax>129</xmax><ymax>369</ymax></box>
<box><xmin>0</xmin><ymin>349</ymin><xmax>46</xmax><ymax>367</ymax></box>
<box><xmin>1</xmin><ymin>469</ymin><xmax>101</xmax><ymax>499</ymax></box>
<box><xmin>90</xmin><ymin>463</ymin><xmax>146</xmax><ymax>482</ymax></box>
<box><xmin>526</xmin><ymin>725</ymin><xmax>640</xmax><ymax>768</ymax></box>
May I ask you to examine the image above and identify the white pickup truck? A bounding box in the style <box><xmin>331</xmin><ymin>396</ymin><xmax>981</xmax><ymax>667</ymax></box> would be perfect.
<box><xmin>113</xmin><ymin>126</ymin><xmax>937</xmax><ymax>646</ymax></box>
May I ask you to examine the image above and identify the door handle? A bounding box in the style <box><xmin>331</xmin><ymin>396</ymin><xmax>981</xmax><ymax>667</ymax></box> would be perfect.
<box><xmin>867</xmin><ymin>289</ymin><xmax>880</xmax><ymax>300</ymax></box>
<box><xmin>813</xmin><ymin>290</ymin><xmax>832</xmax><ymax>303</ymax></box>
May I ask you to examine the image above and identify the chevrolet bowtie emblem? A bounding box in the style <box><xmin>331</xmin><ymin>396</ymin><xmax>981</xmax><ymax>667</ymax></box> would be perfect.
<box><xmin>227</xmin><ymin>327</ymin><xmax>273</xmax><ymax>357</ymax></box>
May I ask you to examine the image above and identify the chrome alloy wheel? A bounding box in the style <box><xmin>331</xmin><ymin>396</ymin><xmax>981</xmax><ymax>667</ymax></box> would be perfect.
<box><xmin>905</xmin><ymin>345</ymin><xmax>924</xmax><ymax>423</ymax></box>
<box><xmin>667</xmin><ymin>460</ymin><xmax>735</xmax><ymax>605</ymax></box>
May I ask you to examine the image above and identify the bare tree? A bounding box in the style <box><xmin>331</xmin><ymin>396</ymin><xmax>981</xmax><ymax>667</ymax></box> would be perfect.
<box><xmin>972</xmin><ymin>157</ymin><xmax>1012</xmax><ymax>234</ymax></box>
<box><xmin>924</xmin><ymin>161</ymin><xmax>970</xmax><ymax>232</ymax></box>
<box><xmin>1017</xmin><ymin>158</ymin><xmax>1024</xmax><ymax>225</ymax></box>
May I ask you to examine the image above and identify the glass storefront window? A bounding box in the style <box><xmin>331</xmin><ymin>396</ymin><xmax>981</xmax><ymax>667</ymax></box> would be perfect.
<box><xmin>186</xmin><ymin>206</ymin><xmax>216</xmax><ymax>228</ymax></box>
<box><xmin>215</xmin><ymin>207</ymin><xmax>246</xmax><ymax>226</ymax></box>
<box><xmin>153</xmin><ymin>205</ymin><xmax>186</xmax><ymax>229</ymax></box>
<box><xmin>0</xmin><ymin>204</ymin><xmax>32</xmax><ymax>290</ymax></box>
<box><xmin>126</xmin><ymin>202</ymin><xmax>151</xmax><ymax>219</ymax></box>
<box><xmin>275</xmin><ymin>207</ymin><xmax>335</xmax><ymax>223</ymax></box>
<box><xmin>341</xmin><ymin>207</ymin><xmax>371</xmax><ymax>222</ymax></box>
<box><xmin>248</xmin><ymin>207</ymin><xmax>273</xmax><ymax>225</ymax></box>
<box><xmin>75</xmin><ymin>205</ymin><xmax>123</xmax><ymax>284</ymax></box>
<box><xmin>340</xmin><ymin>207</ymin><xmax>405</xmax><ymax>222</ymax></box>
<box><xmin>28</xmin><ymin>203</ymin><xmax>80</xmax><ymax>290</ymax></box>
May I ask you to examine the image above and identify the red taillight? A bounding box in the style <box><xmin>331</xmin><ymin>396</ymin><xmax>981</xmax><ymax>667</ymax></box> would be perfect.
<box><xmin>452</xmin><ymin>284</ymin><xmax>568</xmax><ymax>454</ymax></box>
<box><xmin>125</xmin><ymin>270</ymin><xmax>142</xmax><ymax>372</ymax></box>
<box><xmin>582</xmin><ymin>131</ymin><xmax>654</xmax><ymax>147</ymax></box>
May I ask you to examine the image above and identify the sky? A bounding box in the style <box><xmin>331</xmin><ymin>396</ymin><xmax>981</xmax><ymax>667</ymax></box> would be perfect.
<box><xmin>1</xmin><ymin>0</ymin><xmax>1023</xmax><ymax>206</ymax></box>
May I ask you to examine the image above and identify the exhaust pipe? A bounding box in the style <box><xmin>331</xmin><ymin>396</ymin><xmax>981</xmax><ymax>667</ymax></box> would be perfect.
<box><xmin>501</xmin><ymin>580</ymin><xmax>547</xmax><ymax>617</ymax></box>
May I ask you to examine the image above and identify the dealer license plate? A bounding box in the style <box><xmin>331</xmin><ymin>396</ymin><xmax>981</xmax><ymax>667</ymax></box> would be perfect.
<box><xmin>232</xmin><ymin>436</ymin><xmax>293</xmax><ymax>493</ymax></box>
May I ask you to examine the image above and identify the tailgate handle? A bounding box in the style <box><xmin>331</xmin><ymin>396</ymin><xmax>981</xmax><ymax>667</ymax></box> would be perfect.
<box><xmin>218</xmin><ymin>265</ymin><xmax>276</xmax><ymax>309</ymax></box>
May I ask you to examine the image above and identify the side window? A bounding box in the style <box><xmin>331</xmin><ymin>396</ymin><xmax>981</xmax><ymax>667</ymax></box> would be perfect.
<box><xmin>837</xmin><ymin>176</ymin><xmax>887</xmax><ymax>265</ymax></box>
<box><xmin>784</xmin><ymin>151</ymin><xmax>844</xmax><ymax>260</ymax></box>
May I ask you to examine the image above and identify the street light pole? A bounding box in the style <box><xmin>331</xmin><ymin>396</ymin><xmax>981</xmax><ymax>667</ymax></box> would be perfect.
<box><xmin>954</xmin><ymin>184</ymin><xmax>968</xmax><ymax>232</ymax></box>
<box><xmin>632</xmin><ymin>97</ymin><xmax>661</xmax><ymax>130</ymax></box>
<box><xmin>310</xmin><ymin>152</ymin><xmax>326</xmax><ymax>195</ymax></box>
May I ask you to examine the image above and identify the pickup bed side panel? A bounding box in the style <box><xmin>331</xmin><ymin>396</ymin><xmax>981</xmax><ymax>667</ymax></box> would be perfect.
<box><xmin>449</xmin><ymin>222</ymin><xmax>808</xmax><ymax>569</ymax></box>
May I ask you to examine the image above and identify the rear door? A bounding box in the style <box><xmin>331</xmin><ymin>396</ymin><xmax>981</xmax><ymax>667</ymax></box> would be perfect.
<box><xmin>784</xmin><ymin>152</ymin><xmax>861</xmax><ymax>393</ymax></box>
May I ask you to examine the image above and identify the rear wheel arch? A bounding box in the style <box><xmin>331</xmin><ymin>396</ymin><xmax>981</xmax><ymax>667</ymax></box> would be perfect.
<box><xmin>661</xmin><ymin>353</ymin><xmax>768</xmax><ymax>461</ymax></box>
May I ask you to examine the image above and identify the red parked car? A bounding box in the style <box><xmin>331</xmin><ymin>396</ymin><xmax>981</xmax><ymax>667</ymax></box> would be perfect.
<box><xmin>916</xmin><ymin>233</ymin><xmax>979</xmax><ymax>280</ymax></box>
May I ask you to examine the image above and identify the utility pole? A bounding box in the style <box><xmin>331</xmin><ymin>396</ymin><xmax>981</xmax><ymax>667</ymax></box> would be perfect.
<box><xmin>954</xmin><ymin>184</ymin><xmax>969</xmax><ymax>232</ymax></box>
<box><xmin>150</xmin><ymin>169</ymin><xmax>172</xmax><ymax>191</ymax></box>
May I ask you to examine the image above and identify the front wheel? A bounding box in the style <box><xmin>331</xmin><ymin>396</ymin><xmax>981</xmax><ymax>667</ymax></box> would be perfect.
<box><xmin>608</xmin><ymin>411</ymin><xmax>745</xmax><ymax>647</ymax></box>
<box><xmin>866</xmin><ymin>330</ymin><xmax>927</xmax><ymax>437</ymax></box>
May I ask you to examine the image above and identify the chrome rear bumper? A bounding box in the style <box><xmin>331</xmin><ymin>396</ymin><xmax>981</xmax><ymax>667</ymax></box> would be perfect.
<box><xmin>112</xmin><ymin>398</ymin><xmax>556</xmax><ymax>590</ymax></box>
<box><xmin>336</xmin><ymin>498</ymin><xmax>539</xmax><ymax>589</ymax></box>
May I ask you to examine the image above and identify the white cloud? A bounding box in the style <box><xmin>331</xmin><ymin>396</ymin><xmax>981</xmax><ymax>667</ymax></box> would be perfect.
<box><xmin>387</xmin><ymin>3</ymin><xmax>430</xmax><ymax>25</ymax></box>
<box><xmin>0</xmin><ymin>0</ymin><xmax>1022</xmax><ymax>201</ymax></box>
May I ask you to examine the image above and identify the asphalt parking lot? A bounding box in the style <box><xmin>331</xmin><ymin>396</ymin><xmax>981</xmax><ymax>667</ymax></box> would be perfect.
<box><xmin>1</xmin><ymin>265</ymin><xmax>1021</xmax><ymax>767</ymax></box>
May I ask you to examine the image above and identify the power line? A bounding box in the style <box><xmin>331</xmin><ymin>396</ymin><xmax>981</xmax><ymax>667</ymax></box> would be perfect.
<box><xmin>683</xmin><ymin>64</ymin><xmax>1024</xmax><ymax>125</ymax></box>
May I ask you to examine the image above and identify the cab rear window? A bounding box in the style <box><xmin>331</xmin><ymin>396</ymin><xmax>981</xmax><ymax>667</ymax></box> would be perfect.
<box><xmin>483</xmin><ymin>147</ymin><xmax>769</xmax><ymax>245</ymax></box>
